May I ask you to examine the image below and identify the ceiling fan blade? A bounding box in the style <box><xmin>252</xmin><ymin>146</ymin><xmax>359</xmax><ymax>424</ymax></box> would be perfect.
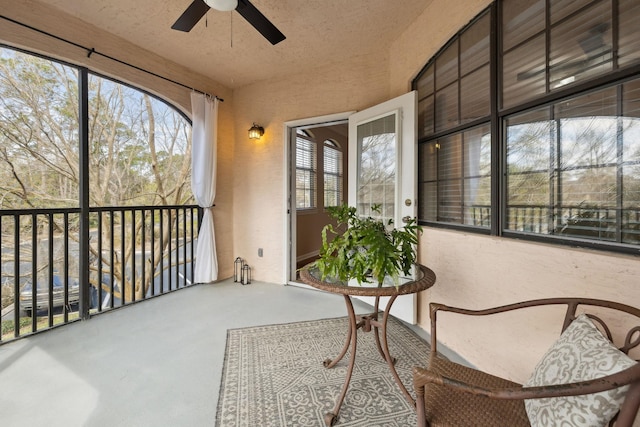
<box><xmin>236</xmin><ymin>0</ymin><xmax>286</xmax><ymax>45</ymax></box>
<box><xmin>172</xmin><ymin>0</ymin><xmax>211</xmax><ymax>32</ymax></box>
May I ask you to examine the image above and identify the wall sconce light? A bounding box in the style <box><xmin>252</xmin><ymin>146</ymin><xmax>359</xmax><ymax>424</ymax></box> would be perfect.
<box><xmin>248</xmin><ymin>123</ymin><xmax>264</xmax><ymax>139</ymax></box>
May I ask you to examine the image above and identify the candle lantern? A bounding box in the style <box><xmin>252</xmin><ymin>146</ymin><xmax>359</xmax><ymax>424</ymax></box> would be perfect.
<box><xmin>241</xmin><ymin>264</ymin><xmax>252</xmax><ymax>285</ymax></box>
<box><xmin>234</xmin><ymin>257</ymin><xmax>244</xmax><ymax>282</ymax></box>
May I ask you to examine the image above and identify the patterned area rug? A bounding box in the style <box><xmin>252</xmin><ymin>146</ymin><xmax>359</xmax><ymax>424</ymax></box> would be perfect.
<box><xmin>215</xmin><ymin>316</ymin><xmax>431</xmax><ymax>426</ymax></box>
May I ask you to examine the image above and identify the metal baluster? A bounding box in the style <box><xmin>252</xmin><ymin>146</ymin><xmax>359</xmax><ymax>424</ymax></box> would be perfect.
<box><xmin>32</xmin><ymin>213</ymin><xmax>38</xmax><ymax>332</ymax></box>
<box><xmin>141</xmin><ymin>208</ymin><xmax>146</xmax><ymax>301</ymax></box>
<box><xmin>159</xmin><ymin>210</ymin><xmax>164</xmax><ymax>294</ymax></box>
<box><xmin>46</xmin><ymin>213</ymin><xmax>53</xmax><ymax>324</ymax></box>
<box><xmin>63</xmin><ymin>212</ymin><xmax>69</xmax><ymax>323</ymax></box>
<box><xmin>14</xmin><ymin>215</ymin><xmax>20</xmax><ymax>338</ymax></box>
<box><xmin>168</xmin><ymin>210</ymin><xmax>172</xmax><ymax>291</ymax></box>
<box><xmin>182</xmin><ymin>208</ymin><xmax>187</xmax><ymax>287</ymax></box>
<box><xmin>109</xmin><ymin>210</ymin><xmax>115</xmax><ymax>309</ymax></box>
<box><xmin>175</xmin><ymin>209</ymin><xmax>180</xmax><ymax>289</ymax></box>
<box><xmin>121</xmin><ymin>210</ymin><xmax>126</xmax><ymax>306</ymax></box>
<box><xmin>97</xmin><ymin>211</ymin><xmax>103</xmax><ymax>313</ymax></box>
<box><xmin>150</xmin><ymin>208</ymin><xmax>156</xmax><ymax>297</ymax></box>
<box><xmin>131</xmin><ymin>209</ymin><xmax>136</xmax><ymax>303</ymax></box>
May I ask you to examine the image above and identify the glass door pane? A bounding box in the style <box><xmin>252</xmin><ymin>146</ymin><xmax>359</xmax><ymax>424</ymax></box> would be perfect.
<box><xmin>356</xmin><ymin>114</ymin><xmax>397</xmax><ymax>223</ymax></box>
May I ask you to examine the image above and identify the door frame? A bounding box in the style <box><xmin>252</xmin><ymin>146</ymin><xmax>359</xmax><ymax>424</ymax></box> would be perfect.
<box><xmin>347</xmin><ymin>91</ymin><xmax>418</xmax><ymax>324</ymax></box>
<box><xmin>282</xmin><ymin>111</ymin><xmax>354</xmax><ymax>286</ymax></box>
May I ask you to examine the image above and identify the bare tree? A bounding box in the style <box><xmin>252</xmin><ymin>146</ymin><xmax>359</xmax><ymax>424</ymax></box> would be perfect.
<box><xmin>0</xmin><ymin>48</ymin><xmax>193</xmax><ymax>309</ymax></box>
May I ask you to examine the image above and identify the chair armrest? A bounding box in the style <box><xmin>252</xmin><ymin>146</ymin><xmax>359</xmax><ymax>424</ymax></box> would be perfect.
<box><xmin>413</xmin><ymin>362</ymin><xmax>640</xmax><ymax>401</ymax></box>
<box><xmin>428</xmin><ymin>298</ymin><xmax>640</xmax><ymax>356</ymax></box>
<box><xmin>428</xmin><ymin>301</ymin><xmax>544</xmax><ymax>356</ymax></box>
<box><xmin>428</xmin><ymin>302</ymin><xmax>536</xmax><ymax>355</ymax></box>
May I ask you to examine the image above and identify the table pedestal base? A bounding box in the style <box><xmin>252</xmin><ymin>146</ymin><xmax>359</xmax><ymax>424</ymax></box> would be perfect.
<box><xmin>322</xmin><ymin>294</ymin><xmax>415</xmax><ymax>426</ymax></box>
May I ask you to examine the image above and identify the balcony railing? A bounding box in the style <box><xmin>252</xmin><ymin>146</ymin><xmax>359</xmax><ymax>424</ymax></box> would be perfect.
<box><xmin>505</xmin><ymin>204</ymin><xmax>640</xmax><ymax>243</ymax></box>
<box><xmin>465</xmin><ymin>204</ymin><xmax>640</xmax><ymax>244</ymax></box>
<box><xmin>0</xmin><ymin>205</ymin><xmax>200</xmax><ymax>342</ymax></box>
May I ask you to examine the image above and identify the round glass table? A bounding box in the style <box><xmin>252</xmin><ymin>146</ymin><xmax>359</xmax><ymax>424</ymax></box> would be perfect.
<box><xmin>299</xmin><ymin>263</ymin><xmax>436</xmax><ymax>426</ymax></box>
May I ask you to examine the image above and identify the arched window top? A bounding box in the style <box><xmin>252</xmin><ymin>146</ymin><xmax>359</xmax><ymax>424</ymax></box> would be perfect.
<box><xmin>297</xmin><ymin>129</ymin><xmax>315</xmax><ymax>139</ymax></box>
<box><xmin>0</xmin><ymin>45</ymin><xmax>192</xmax><ymax>209</ymax></box>
<box><xmin>324</xmin><ymin>139</ymin><xmax>341</xmax><ymax>150</ymax></box>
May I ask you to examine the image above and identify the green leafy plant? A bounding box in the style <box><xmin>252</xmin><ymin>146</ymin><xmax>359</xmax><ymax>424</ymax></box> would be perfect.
<box><xmin>314</xmin><ymin>204</ymin><xmax>422</xmax><ymax>286</ymax></box>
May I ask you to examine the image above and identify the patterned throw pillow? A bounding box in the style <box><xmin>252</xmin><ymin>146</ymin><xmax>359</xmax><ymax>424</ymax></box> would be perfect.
<box><xmin>523</xmin><ymin>314</ymin><xmax>637</xmax><ymax>427</ymax></box>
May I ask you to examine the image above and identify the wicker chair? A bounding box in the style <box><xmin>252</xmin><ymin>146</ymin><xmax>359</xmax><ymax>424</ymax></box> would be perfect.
<box><xmin>413</xmin><ymin>298</ymin><xmax>640</xmax><ymax>427</ymax></box>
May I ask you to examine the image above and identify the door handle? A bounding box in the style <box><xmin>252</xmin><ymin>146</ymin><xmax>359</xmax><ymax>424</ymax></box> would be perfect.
<box><xmin>402</xmin><ymin>215</ymin><xmax>413</xmax><ymax>223</ymax></box>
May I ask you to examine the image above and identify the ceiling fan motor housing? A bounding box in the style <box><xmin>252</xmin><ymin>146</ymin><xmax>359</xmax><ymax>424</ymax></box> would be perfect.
<box><xmin>205</xmin><ymin>0</ymin><xmax>237</xmax><ymax>12</ymax></box>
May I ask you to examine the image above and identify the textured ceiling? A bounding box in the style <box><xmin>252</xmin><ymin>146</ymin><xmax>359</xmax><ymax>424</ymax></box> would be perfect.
<box><xmin>35</xmin><ymin>0</ymin><xmax>431</xmax><ymax>89</ymax></box>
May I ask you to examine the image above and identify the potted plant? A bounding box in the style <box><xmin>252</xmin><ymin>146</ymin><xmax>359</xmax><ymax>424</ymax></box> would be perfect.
<box><xmin>313</xmin><ymin>204</ymin><xmax>421</xmax><ymax>287</ymax></box>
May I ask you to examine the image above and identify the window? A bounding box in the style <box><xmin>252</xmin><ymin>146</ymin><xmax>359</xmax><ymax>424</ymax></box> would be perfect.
<box><xmin>296</xmin><ymin>130</ymin><xmax>316</xmax><ymax>209</ymax></box>
<box><xmin>417</xmin><ymin>10</ymin><xmax>491</xmax><ymax>138</ymax></box>
<box><xmin>416</xmin><ymin>9</ymin><xmax>493</xmax><ymax>230</ymax></box>
<box><xmin>87</xmin><ymin>74</ymin><xmax>192</xmax><ymax>207</ymax></box>
<box><xmin>0</xmin><ymin>47</ymin><xmax>192</xmax><ymax>212</ymax></box>
<box><xmin>356</xmin><ymin>115</ymin><xmax>397</xmax><ymax>220</ymax></box>
<box><xmin>420</xmin><ymin>124</ymin><xmax>492</xmax><ymax>226</ymax></box>
<box><xmin>0</xmin><ymin>45</ymin><xmax>194</xmax><ymax>324</ymax></box>
<box><xmin>502</xmin><ymin>0</ymin><xmax>615</xmax><ymax>108</ymax></box>
<box><xmin>506</xmin><ymin>84</ymin><xmax>640</xmax><ymax>244</ymax></box>
<box><xmin>0</xmin><ymin>48</ymin><xmax>79</xmax><ymax>209</ymax></box>
<box><xmin>323</xmin><ymin>140</ymin><xmax>343</xmax><ymax>207</ymax></box>
<box><xmin>413</xmin><ymin>0</ymin><xmax>640</xmax><ymax>253</ymax></box>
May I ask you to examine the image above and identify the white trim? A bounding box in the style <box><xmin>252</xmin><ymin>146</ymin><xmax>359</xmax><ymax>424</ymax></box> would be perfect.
<box><xmin>347</xmin><ymin>91</ymin><xmax>418</xmax><ymax>324</ymax></box>
<box><xmin>284</xmin><ymin>111</ymin><xmax>354</xmax><ymax>129</ymax></box>
<box><xmin>296</xmin><ymin>250</ymin><xmax>320</xmax><ymax>262</ymax></box>
<box><xmin>282</xmin><ymin>111</ymin><xmax>354</xmax><ymax>286</ymax></box>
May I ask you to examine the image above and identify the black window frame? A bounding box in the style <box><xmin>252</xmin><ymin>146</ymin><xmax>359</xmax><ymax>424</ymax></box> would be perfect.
<box><xmin>0</xmin><ymin>44</ymin><xmax>194</xmax><ymax>320</ymax></box>
<box><xmin>413</xmin><ymin>0</ymin><xmax>640</xmax><ymax>256</ymax></box>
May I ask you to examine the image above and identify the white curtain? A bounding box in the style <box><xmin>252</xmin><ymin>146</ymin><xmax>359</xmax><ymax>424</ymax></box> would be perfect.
<box><xmin>191</xmin><ymin>93</ymin><xmax>218</xmax><ymax>283</ymax></box>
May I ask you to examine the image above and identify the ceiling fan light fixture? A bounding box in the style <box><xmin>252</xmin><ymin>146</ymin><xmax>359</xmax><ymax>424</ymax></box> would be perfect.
<box><xmin>204</xmin><ymin>0</ymin><xmax>238</xmax><ymax>12</ymax></box>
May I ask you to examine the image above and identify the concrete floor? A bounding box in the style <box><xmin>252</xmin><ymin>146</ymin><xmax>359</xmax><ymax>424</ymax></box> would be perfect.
<box><xmin>0</xmin><ymin>279</ymin><xmax>458</xmax><ymax>426</ymax></box>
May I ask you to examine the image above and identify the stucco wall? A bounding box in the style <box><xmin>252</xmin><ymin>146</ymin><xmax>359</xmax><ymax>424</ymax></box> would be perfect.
<box><xmin>232</xmin><ymin>52</ymin><xmax>391</xmax><ymax>284</ymax></box>
<box><xmin>0</xmin><ymin>0</ymin><xmax>236</xmax><ymax>279</ymax></box>
<box><xmin>418</xmin><ymin>229</ymin><xmax>640</xmax><ymax>381</ymax></box>
<box><xmin>389</xmin><ymin>0</ymin><xmax>640</xmax><ymax>397</ymax></box>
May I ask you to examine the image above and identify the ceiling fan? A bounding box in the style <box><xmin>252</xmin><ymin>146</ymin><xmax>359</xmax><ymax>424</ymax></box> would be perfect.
<box><xmin>172</xmin><ymin>0</ymin><xmax>286</xmax><ymax>45</ymax></box>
